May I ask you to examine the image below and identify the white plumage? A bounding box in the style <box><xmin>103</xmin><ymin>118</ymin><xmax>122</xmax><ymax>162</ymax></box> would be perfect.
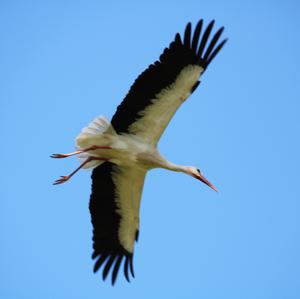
<box><xmin>76</xmin><ymin>116</ymin><xmax>115</xmax><ymax>169</ymax></box>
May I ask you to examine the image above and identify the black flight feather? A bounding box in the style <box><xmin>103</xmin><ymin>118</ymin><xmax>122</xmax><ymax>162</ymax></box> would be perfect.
<box><xmin>184</xmin><ymin>22</ymin><xmax>192</xmax><ymax>48</ymax></box>
<box><xmin>129</xmin><ymin>255</ymin><xmax>135</xmax><ymax>277</ymax></box>
<box><xmin>112</xmin><ymin>255</ymin><xmax>123</xmax><ymax>285</ymax></box>
<box><xmin>102</xmin><ymin>255</ymin><xmax>117</xmax><ymax>281</ymax></box>
<box><xmin>203</xmin><ymin>27</ymin><xmax>224</xmax><ymax>62</ymax></box>
<box><xmin>192</xmin><ymin>19</ymin><xmax>203</xmax><ymax>53</ymax></box>
<box><xmin>93</xmin><ymin>253</ymin><xmax>109</xmax><ymax>273</ymax></box>
<box><xmin>197</xmin><ymin>20</ymin><xmax>215</xmax><ymax>58</ymax></box>
<box><xmin>205</xmin><ymin>38</ymin><xmax>228</xmax><ymax>68</ymax></box>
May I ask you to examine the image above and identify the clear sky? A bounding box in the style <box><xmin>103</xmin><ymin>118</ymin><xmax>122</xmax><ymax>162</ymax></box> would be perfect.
<box><xmin>1</xmin><ymin>1</ymin><xmax>300</xmax><ymax>298</ymax></box>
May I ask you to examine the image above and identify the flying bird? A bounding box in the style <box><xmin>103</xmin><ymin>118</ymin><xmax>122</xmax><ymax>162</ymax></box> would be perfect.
<box><xmin>52</xmin><ymin>19</ymin><xmax>227</xmax><ymax>285</ymax></box>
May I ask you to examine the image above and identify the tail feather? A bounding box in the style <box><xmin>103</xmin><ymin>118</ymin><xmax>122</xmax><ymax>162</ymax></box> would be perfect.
<box><xmin>76</xmin><ymin>116</ymin><xmax>115</xmax><ymax>146</ymax></box>
<box><xmin>77</xmin><ymin>116</ymin><xmax>111</xmax><ymax>139</ymax></box>
<box><xmin>75</xmin><ymin>116</ymin><xmax>115</xmax><ymax>170</ymax></box>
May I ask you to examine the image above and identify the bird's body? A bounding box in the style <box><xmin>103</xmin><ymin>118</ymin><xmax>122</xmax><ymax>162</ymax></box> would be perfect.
<box><xmin>76</xmin><ymin>116</ymin><xmax>162</xmax><ymax>169</ymax></box>
<box><xmin>52</xmin><ymin>19</ymin><xmax>227</xmax><ymax>285</ymax></box>
<box><xmin>76</xmin><ymin>115</ymin><xmax>201</xmax><ymax>175</ymax></box>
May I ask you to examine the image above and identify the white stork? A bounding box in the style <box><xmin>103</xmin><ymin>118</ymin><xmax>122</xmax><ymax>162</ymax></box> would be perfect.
<box><xmin>52</xmin><ymin>19</ymin><xmax>227</xmax><ymax>285</ymax></box>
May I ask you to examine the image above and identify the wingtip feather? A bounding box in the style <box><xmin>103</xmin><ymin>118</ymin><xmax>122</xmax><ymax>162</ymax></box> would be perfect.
<box><xmin>129</xmin><ymin>255</ymin><xmax>135</xmax><ymax>278</ymax></box>
<box><xmin>202</xmin><ymin>26</ymin><xmax>225</xmax><ymax>62</ymax></box>
<box><xmin>111</xmin><ymin>255</ymin><xmax>123</xmax><ymax>285</ymax></box>
<box><xmin>102</xmin><ymin>255</ymin><xmax>116</xmax><ymax>281</ymax></box>
<box><xmin>205</xmin><ymin>38</ymin><xmax>228</xmax><ymax>68</ymax></box>
<box><xmin>197</xmin><ymin>19</ymin><xmax>215</xmax><ymax>58</ymax></box>
<box><xmin>191</xmin><ymin>19</ymin><xmax>203</xmax><ymax>52</ymax></box>
<box><xmin>93</xmin><ymin>254</ymin><xmax>109</xmax><ymax>273</ymax></box>
<box><xmin>124</xmin><ymin>256</ymin><xmax>130</xmax><ymax>282</ymax></box>
<box><xmin>184</xmin><ymin>22</ymin><xmax>192</xmax><ymax>47</ymax></box>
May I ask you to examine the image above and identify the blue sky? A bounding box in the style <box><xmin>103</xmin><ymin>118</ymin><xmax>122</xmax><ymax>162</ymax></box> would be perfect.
<box><xmin>1</xmin><ymin>1</ymin><xmax>300</xmax><ymax>298</ymax></box>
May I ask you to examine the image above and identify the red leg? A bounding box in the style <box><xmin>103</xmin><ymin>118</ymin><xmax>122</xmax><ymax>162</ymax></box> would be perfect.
<box><xmin>51</xmin><ymin>145</ymin><xmax>112</xmax><ymax>159</ymax></box>
<box><xmin>53</xmin><ymin>156</ymin><xmax>110</xmax><ymax>185</ymax></box>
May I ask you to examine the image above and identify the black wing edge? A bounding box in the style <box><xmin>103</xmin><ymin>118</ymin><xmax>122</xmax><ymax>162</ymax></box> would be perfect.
<box><xmin>90</xmin><ymin>162</ymin><xmax>137</xmax><ymax>285</ymax></box>
<box><xmin>160</xmin><ymin>19</ymin><xmax>228</xmax><ymax>72</ymax></box>
<box><xmin>92</xmin><ymin>250</ymin><xmax>135</xmax><ymax>285</ymax></box>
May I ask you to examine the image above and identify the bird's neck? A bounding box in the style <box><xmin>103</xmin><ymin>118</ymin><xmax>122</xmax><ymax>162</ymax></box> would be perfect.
<box><xmin>149</xmin><ymin>150</ymin><xmax>190</xmax><ymax>174</ymax></box>
<box><xmin>162</xmin><ymin>160</ymin><xmax>190</xmax><ymax>174</ymax></box>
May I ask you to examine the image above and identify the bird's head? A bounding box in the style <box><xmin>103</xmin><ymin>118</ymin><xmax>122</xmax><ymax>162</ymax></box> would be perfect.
<box><xmin>188</xmin><ymin>167</ymin><xmax>218</xmax><ymax>192</ymax></box>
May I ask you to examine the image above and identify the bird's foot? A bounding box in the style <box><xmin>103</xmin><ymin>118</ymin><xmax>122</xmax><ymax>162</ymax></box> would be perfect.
<box><xmin>53</xmin><ymin>175</ymin><xmax>70</xmax><ymax>185</ymax></box>
<box><xmin>52</xmin><ymin>156</ymin><xmax>110</xmax><ymax>186</ymax></box>
<box><xmin>51</xmin><ymin>153</ymin><xmax>71</xmax><ymax>158</ymax></box>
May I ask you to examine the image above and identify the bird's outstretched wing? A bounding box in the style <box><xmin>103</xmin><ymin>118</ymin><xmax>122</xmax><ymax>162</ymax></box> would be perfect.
<box><xmin>90</xmin><ymin>162</ymin><xmax>146</xmax><ymax>285</ymax></box>
<box><xmin>111</xmin><ymin>19</ymin><xmax>227</xmax><ymax>145</ymax></box>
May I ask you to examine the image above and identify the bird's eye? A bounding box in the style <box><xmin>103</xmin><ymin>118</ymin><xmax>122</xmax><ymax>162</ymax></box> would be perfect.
<box><xmin>197</xmin><ymin>168</ymin><xmax>201</xmax><ymax>174</ymax></box>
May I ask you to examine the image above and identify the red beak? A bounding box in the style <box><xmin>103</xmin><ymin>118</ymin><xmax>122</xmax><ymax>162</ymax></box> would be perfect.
<box><xmin>193</xmin><ymin>173</ymin><xmax>218</xmax><ymax>192</ymax></box>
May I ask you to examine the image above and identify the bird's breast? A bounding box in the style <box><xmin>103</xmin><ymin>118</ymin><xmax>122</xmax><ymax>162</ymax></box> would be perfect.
<box><xmin>107</xmin><ymin>135</ymin><xmax>155</xmax><ymax>169</ymax></box>
<box><xmin>136</xmin><ymin>150</ymin><xmax>166</xmax><ymax>169</ymax></box>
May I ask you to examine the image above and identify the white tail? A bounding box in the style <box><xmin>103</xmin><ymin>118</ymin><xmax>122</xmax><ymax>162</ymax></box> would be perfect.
<box><xmin>75</xmin><ymin>116</ymin><xmax>114</xmax><ymax>169</ymax></box>
<box><xmin>77</xmin><ymin>115</ymin><xmax>111</xmax><ymax>138</ymax></box>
